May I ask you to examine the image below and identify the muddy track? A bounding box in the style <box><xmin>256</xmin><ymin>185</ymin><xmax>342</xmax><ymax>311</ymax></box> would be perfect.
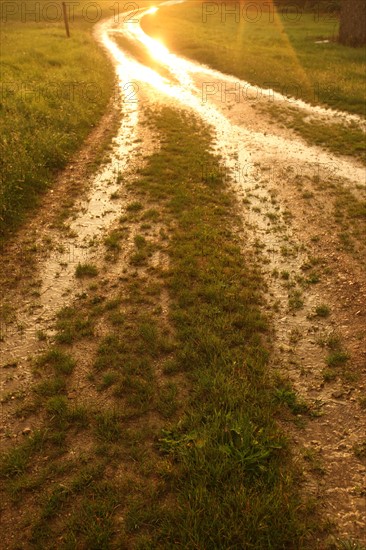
<box><xmin>1</xmin><ymin>1</ymin><xmax>365</xmax><ymax>545</ymax></box>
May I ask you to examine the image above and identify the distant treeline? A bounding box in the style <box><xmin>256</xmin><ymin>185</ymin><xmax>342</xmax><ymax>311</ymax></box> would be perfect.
<box><xmin>218</xmin><ymin>0</ymin><xmax>342</xmax><ymax>13</ymax></box>
<box><xmin>273</xmin><ymin>0</ymin><xmax>341</xmax><ymax>12</ymax></box>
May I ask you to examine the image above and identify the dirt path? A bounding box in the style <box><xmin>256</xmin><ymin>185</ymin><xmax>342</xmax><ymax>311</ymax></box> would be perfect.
<box><xmin>1</xmin><ymin>1</ymin><xmax>365</xmax><ymax>546</ymax></box>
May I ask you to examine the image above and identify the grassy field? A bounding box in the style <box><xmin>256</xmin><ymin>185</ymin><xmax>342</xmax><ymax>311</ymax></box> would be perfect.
<box><xmin>142</xmin><ymin>1</ymin><xmax>366</xmax><ymax>161</ymax></box>
<box><xmin>0</xmin><ymin>107</ymin><xmax>320</xmax><ymax>548</ymax></box>
<box><xmin>0</xmin><ymin>0</ymin><xmax>116</xmax><ymax>239</ymax></box>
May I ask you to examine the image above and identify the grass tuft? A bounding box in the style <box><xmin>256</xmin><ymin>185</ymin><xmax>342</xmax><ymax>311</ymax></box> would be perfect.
<box><xmin>37</xmin><ymin>348</ymin><xmax>75</xmax><ymax>375</ymax></box>
<box><xmin>75</xmin><ymin>263</ymin><xmax>98</xmax><ymax>278</ymax></box>
<box><xmin>95</xmin><ymin>410</ymin><xmax>121</xmax><ymax>443</ymax></box>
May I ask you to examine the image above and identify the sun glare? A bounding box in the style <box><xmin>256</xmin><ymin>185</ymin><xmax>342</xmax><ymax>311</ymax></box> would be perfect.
<box><xmin>148</xmin><ymin>38</ymin><xmax>169</xmax><ymax>60</ymax></box>
<box><xmin>146</xmin><ymin>6</ymin><xmax>158</xmax><ymax>15</ymax></box>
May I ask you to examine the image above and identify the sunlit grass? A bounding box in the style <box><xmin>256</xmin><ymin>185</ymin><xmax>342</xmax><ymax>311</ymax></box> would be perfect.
<box><xmin>0</xmin><ymin>1</ymin><xmax>115</xmax><ymax>238</ymax></box>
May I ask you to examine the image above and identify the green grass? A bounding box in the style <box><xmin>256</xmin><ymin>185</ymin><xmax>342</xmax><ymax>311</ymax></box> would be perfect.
<box><xmin>104</xmin><ymin>231</ymin><xmax>121</xmax><ymax>252</ymax></box>
<box><xmin>126</xmin><ymin>201</ymin><xmax>143</xmax><ymax>212</ymax></box>
<box><xmin>34</xmin><ymin>377</ymin><xmax>67</xmax><ymax>397</ymax></box>
<box><xmin>0</xmin><ymin>430</ymin><xmax>46</xmax><ymax>478</ymax></box>
<box><xmin>95</xmin><ymin>410</ymin><xmax>121</xmax><ymax>443</ymax></box>
<box><xmin>75</xmin><ymin>263</ymin><xmax>98</xmax><ymax>278</ymax></box>
<box><xmin>307</xmin><ymin>174</ymin><xmax>366</xmax><ymax>256</ymax></box>
<box><xmin>55</xmin><ymin>306</ymin><xmax>94</xmax><ymax>344</ymax></box>
<box><xmin>262</xmin><ymin>104</ymin><xmax>366</xmax><ymax>163</ymax></box>
<box><xmin>0</xmin><ymin>0</ymin><xmax>115</xmax><ymax>239</ymax></box>
<box><xmin>36</xmin><ymin>348</ymin><xmax>75</xmax><ymax>375</ymax></box>
<box><xmin>326</xmin><ymin>351</ymin><xmax>349</xmax><ymax>367</ymax></box>
<box><xmin>322</xmin><ymin>368</ymin><xmax>337</xmax><ymax>382</ymax></box>
<box><xmin>315</xmin><ymin>304</ymin><xmax>331</xmax><ymax>317</ymax></box>
<box><xmin>130</xmin><ymin>235</ymin><xmax>154</xmax><ymax>266</ymax></box>
<box><xmin>274</xmin><ymin>387</ymin><xmax>309</xmax><ymax>415</ymax></box>
<box><xmin>289</xmin><ymin>289</ymin><xmax>304</xmax><ymax>310</ymax></box>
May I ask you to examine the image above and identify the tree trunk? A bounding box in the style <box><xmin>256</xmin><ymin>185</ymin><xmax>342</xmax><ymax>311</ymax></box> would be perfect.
<box><xmin>338</xmin><ymin>0</ymin><xmax>366</xmax><ymax>46</ymax></box>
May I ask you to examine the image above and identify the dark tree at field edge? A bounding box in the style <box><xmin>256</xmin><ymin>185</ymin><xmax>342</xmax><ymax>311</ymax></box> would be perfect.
<box><xmin>338</xmin><ymin>0</ymin><xmax>366</xmax><ymax>46</ymax></box>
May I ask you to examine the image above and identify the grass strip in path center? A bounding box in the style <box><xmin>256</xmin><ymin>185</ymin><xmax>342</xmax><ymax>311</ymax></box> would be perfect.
<box><xmin>126</xmin><ymin>106</ymin><xmax>316</xmax><ymax>548</ymax></box>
